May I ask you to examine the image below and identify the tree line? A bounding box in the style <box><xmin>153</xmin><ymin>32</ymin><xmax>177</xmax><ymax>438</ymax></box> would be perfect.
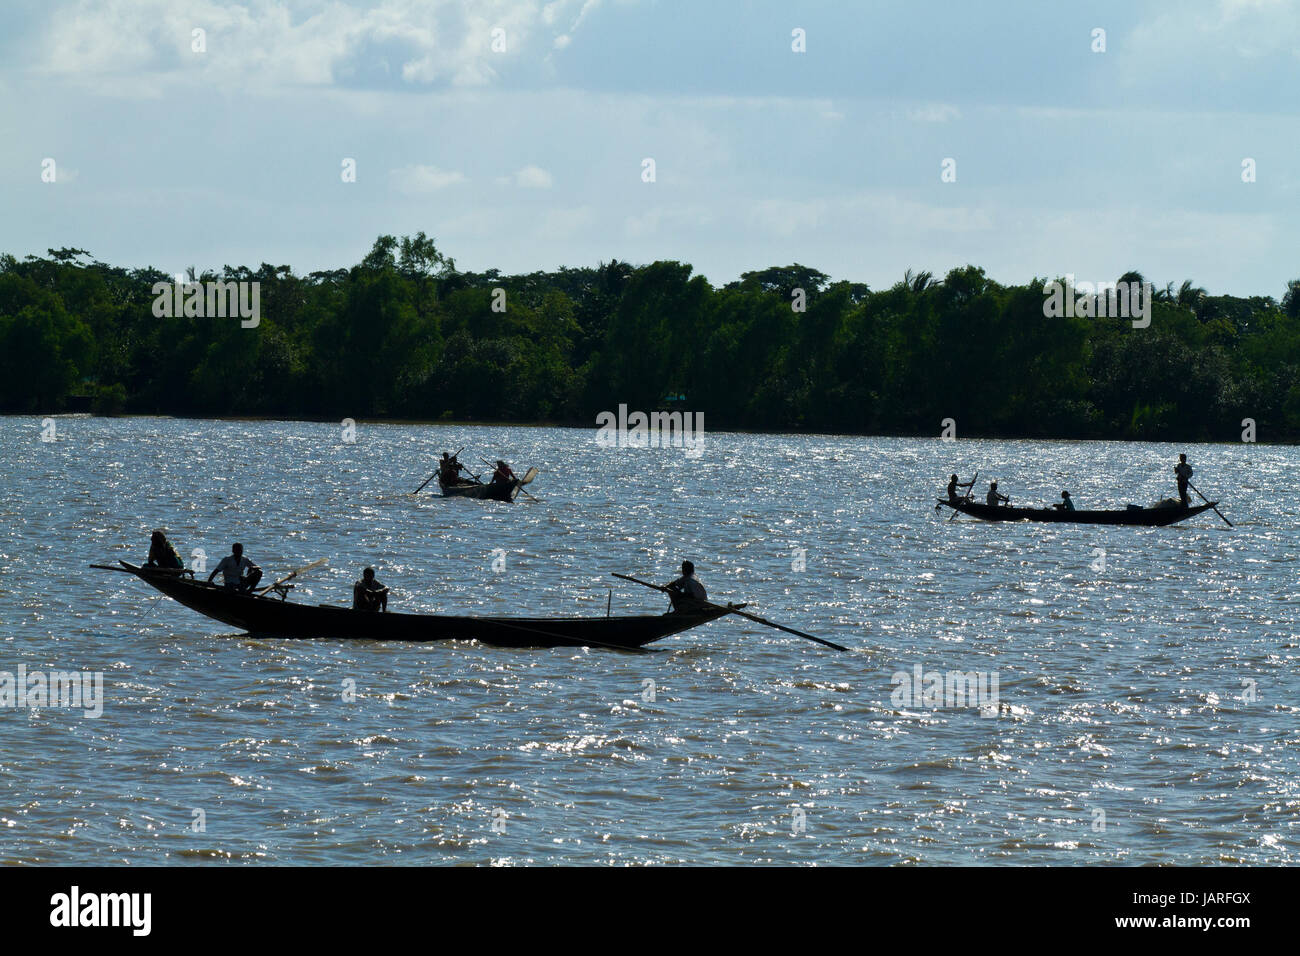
<box><xmin>3</xmin><ymin>235</ymin><xmax>1298</xmax><ymax>441</ymax></box>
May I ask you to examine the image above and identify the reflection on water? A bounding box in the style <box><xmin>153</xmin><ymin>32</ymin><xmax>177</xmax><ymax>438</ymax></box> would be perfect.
<box><xmin>0</xmin><ymin>416</ymin><xmax>1295</xmax><ymax>864</ymax></box>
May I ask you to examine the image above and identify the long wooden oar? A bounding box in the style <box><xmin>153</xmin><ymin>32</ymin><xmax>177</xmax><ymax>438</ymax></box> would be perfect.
<box><xmin>256</xmin><ymin>558</ymin><xmax>327</xmax><ymax>596</ymax></box>
<box><xmin>414</xmin><ymin>446</ymin><xmax>465</xmax><ymax>494</ymax></box>
<box><xmin>1188</xmin><ymin>481</ymin><xmax>1233</xmax><ymax>527</ymax></box>
<box><xmin>612</xmin><ymin>573</ymin><xmax>848</xmax><ymax>652</ymax></box>
<box><xmin>948</xmin><ymin>470</ymin><xmax>977</xmax><ymax>522</ymax></box>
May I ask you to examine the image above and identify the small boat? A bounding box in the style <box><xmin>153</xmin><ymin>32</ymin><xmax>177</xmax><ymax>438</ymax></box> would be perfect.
<box><xmin>94</xmin><ymin>562</ymin><xmax>733</xmax><ymax>650</ymax></box>
<box><xmin>936</xmin><ymin>498</ymin><xmax>1219</xmax><ymax>527</ymax></box>
<box><xmin>440</xmin><ymin>466</ymin><xmax>539</xmax><ymax>502</ymax></box>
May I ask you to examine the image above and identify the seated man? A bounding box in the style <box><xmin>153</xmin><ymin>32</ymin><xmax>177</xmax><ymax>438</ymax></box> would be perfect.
<box><xmin>986</xmin><ymin>481</ymin><xmax>1010</xmax><ymax>507</ymax></box>
<box><xmin>1051</xmin><ymin>490</ymin><xmax>1076</xmax><ymax>511</ymax></box>
<box><xmin>440</xmin><ymin>453</ymin><xmax>471</xmax><ymax>485</ymax></box>
<box><xmin>664</xmin><ymin>560</ymin><xmax>707</xmax><ymax>609</ymax></box>
<box><xmin>946</xmin><ymin>473</ymin><xmax>974</xmax><ymax>503</ymax></box>
<box><xmin>490</xmin><ymin>460</ymin><xmax>517</xmax><ymax>485</ymax></box>
<box><xmin>352</xmin><ymin>567</ymin><xmax>389</xmax><ymax>612</ymax></box>
<box><xmin>146</xmin><ymin>530</ymin><xmax>184</xmax><ymax>569</ymax></box>
<box><xmin>208</xmin><ymin>543</ymin><xmax>262</xmax><ymax>592</ymax></box>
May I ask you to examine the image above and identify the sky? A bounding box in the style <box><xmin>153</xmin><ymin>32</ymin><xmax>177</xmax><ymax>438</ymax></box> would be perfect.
<box><xmin>1</xmin><ymin>0</ymin><xmax>1297</xmax><ymax>296</ymax></box>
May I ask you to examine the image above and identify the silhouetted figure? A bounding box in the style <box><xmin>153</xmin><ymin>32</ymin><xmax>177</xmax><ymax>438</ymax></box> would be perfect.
<box><xmin>491</xmin><ymin>460</ymin><xmax>517</xmax><ymax>485</ymax></box>
<box><xmin>208</xmin><ymin>543</ymin><xmax>262</xmax><ymax>592</ymax></box>
<box><xmin>947</xmin><ymin>473</ymin><xmax>974</xmax><ymax>503</ymax></box>
<box><xmin>1052</xmin><ymin>491</ymin><xmax>1076</xmax><ymax>511</ymax></box>
<box><xmin>146</xmin><ymin>530</ymin><xmax>184</xmax><ymax>569</ymax></box>
<box><xmin>352</xmin><ymin>567</ymin><xmax>389</xmax><ymax>612</ymax></box>
<box><xmin>986</xmin><ymin>482</ymin><xmax>1010</xmax><ymax>507</ymax></box>
<box><xmin>1174</xmin><ymin>454</ymin><xmax>1193</xmax><ymax>505</ymax></box>
<box><xmin>440</xmin><ymin>452</ymin><xmax>470</xmax><ymax>486</ymax></box>
<box><xmin>665</xmin><ymin>560</ymin><xmax>707</xmax><ymax>609</ymax></box>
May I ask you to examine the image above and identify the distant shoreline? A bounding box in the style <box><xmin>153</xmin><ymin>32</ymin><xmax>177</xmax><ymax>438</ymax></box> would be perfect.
<box><xmin>23</xmin><ymin>412</ymin><xmax>1290</xmax><ymax>446</ymax></box>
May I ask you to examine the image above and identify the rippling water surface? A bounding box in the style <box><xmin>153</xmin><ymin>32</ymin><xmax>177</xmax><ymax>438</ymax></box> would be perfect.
<box><xmin>1</xmin><ymin>416</ymin><xmax>1297</xmax><ymax>865</ymax></box>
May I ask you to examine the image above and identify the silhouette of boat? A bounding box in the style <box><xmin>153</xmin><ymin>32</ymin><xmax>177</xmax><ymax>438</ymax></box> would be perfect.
<box><xmin>93</xmin><ymin>561</ymin><xmax>730</xmax><ymax>650</ymax></box>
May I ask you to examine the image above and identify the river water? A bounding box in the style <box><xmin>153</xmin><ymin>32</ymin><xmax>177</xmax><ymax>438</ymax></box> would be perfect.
<box><xmin>1</xmin><ymin>416</ymin><xmax>1295</xmax><ymax>864</ymax></box>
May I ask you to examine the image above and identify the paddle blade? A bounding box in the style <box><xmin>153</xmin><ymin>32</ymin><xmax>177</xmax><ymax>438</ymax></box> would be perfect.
<box><xmin>260</xmin><ymin>557</ymin><xmax>328</xmax><ymax>595</ymax></box>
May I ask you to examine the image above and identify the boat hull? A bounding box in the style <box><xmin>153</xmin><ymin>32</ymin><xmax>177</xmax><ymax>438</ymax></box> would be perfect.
<box><xmin>116</xmin><ymin>564</ymin><xmax>725</xmax><ymax>649</ymax></box>
<box><xmin>438</xmin><ymin>467</ymin><xmax>538</xmax><ymax>502</ymax></box>
<box><xmin>937</xmin><ymin>499</ymin><xmax>1217</xmax><ymax>526</ymax></box>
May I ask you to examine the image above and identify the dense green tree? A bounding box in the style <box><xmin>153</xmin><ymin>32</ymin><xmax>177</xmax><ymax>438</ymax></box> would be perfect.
<box><xmin>1</xmin><ymin>240</ymin><xmax>1297</xmax><ymax>442</ymax></box>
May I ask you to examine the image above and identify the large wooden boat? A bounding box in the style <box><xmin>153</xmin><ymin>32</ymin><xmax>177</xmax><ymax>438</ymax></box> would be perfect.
<box><xmin>937</xmin><ymin>498</ymin><xmax>1218</xmax><ymax>527</ymax></box>
<box><xmin>95</xmin><ymin>562</ymin><xmax>730</xmax><ymax>650</ymax></box>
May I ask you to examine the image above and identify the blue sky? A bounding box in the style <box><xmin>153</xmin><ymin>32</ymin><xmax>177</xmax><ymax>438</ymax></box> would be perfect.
<box><xmin>2</xmin><ymin>0</ymin><xmax>1297</xmax><ymax>295</ymax></box>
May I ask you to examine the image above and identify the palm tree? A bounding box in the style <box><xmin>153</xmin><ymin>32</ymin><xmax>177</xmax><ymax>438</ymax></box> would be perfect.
<box><xmin>902</xmin><ymin>268</ymin><xmax>937</xmax><ymax>293</ymax></box>
<box><xmin>1282</xmin><ymin>279</ymin><xmax>1300</xmax><ymax>318</ymax></box>
<box><xmin>1176</xmin><ymin>279</ymin><xmax>1206</xmax><ymax>309</ymax></box>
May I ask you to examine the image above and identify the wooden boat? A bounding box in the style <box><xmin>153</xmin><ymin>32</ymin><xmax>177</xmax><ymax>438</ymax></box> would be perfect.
<box><xmin>936</xmin><ymin>498</ymin><xmax>1218</xmax><ymax>527</ymax></box>
<box><xmin>440</xmin><ymin>466</ymin><xmax>538</xmax><ymax>502</ymax></box>
<box><xmin>94</xmin><ymin>562</ymin><xmax>732</xmax><ymax>649</ymax></box>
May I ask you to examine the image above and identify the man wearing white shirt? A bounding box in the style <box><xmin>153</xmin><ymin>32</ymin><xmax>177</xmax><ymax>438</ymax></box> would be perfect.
<box><xmin>208</xmin><ymin>542</ymin><xmax>262</xmax><ymax>592</ymax></box>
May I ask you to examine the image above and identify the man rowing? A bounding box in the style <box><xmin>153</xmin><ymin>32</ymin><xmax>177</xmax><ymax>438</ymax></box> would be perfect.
<box><xmin>986</xmin><ymin>481</ymin><xmax>1010</xmax><ymax>507</ymax></box>
<box><xmin>208</xmin><ymin>543</ymin><xmax>262</xmax><ymax>592</ymax></box>
<box><xmin>439</xmin><ymin>452</ymin><xmax>470</xmax><ymax>486</ymax></box>
<box><xmin>490</xmin><ymin>460</ymin><xmax>517</xmax><ymax>485</ymax></box>
<box><xmin>664</xmin><ymin>560</ymin><xmax>707</xmax><ymax>609</ymax></box>
<box><xmin>1174</xmin><ymin>454</ymin><xmax>1193</xmax><ymax>505</ymax></box>
<box><xmin>1051</xmin><ymin>491</ymin><xmax>1076</xmax><ymax>511</ymax></box>
<box><xmin>947</xmin><ymin>473</ymin><xmax>975</xmax><ymax>503</ymax></box>
<box><xmin>352</xmin><ymin>567</ymin><xmax>389</xmax><ymax>612</ymax></box>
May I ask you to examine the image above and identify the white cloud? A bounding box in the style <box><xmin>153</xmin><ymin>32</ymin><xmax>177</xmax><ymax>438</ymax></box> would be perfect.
<box><xmin>623</xmin><ymin>204</ymin><xmax>717</xmax><ymax>238</ymax></box>
<box><xmin>1125</xmin><ymin>0</ymin><xmax>1300</xmax><ymax>69</ymax></box>
<box><xmin>905</xmin><ymin>103</ymin><xmax>961</xmax><ymax>123</ymax></box>
<box><xmin>391</xmin><ymin>164</ymin><xmax>467</xmax><ymax>193</ymax></box>
<box><xmin>513</xmin><ymin>165</ymin><xmax>553</xmax><ymax>188</ymax></box>
<box><xmin>537</xmin><ymin>205</ymin><xmax>595</xmax><ymax>238</ymax></box>
<box><xmin>549</xmin><ymin>0</ymin><xmax>602</xmax><ymax>54</ymax></box>
<box><xmin>34</xmin><ymin>0</ymin><xmax>605</xmax><ymax>92</ymax></box>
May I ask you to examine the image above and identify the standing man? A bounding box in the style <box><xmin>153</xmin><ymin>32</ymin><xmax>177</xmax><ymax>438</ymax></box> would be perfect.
<box><xmin>1174</xmin><ymin>454</ymin><xmax>1194</xmax><ymax>505</ymax></box>
<box><xmin>208</xmin><ymin>543</ymin><xmax>262</xmax><ymax>592</ymax></box>
<box><xmin>665</xmin><ymin>560</ymin><xmax>707</xmax><ymax>608</ymax></box>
